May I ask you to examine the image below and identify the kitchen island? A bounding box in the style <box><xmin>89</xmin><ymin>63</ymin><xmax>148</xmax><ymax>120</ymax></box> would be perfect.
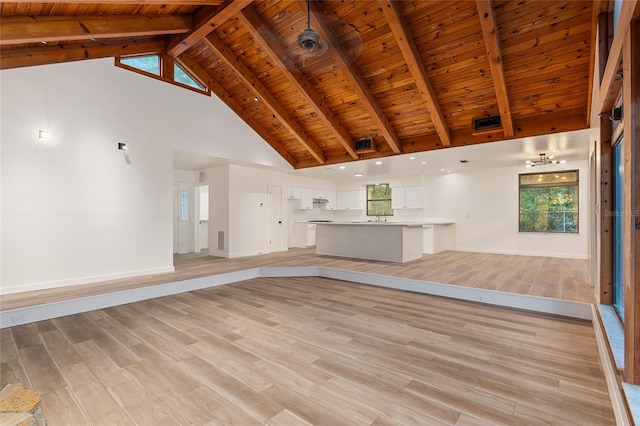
<box><xmin>315</xmin><ymin>222</ymin><xmax>425</xmax><ymax>263</ymax></box>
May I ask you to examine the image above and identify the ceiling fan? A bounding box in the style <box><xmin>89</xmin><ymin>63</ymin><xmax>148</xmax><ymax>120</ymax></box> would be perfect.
<box><xmin>294</xmin><ymin>0</ymin><xmax>363</xmax><ymax>70</ymax></box>
<box><xmin>297</xmin><ymin>0</ymin><xmax>322</xmax><ymax>54</ymax></box>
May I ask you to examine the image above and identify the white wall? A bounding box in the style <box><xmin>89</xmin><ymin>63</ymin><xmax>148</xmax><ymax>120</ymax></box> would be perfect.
<box><xmin>288</xmin><ymin>164</ymin><xmax>590</xmax><ymax>259</ymax></box>
<box><xmin>1</xmin><ymin>59</ymin><xmax>288</xmax><ymax>294</ymax></box>
<box><xmin>425</xmin><ymin>161</ymin><xmax>590</xmax><ymax>259</ymax></box>
<box><xmin>0</xmin><ymin>58</ymin><xmax>593</xmax><ymax>294</ymax></box>
<box><xmin>207</xmin><ymin>165</ymin><xmax>230</xmax><ymax>258</ymax></box>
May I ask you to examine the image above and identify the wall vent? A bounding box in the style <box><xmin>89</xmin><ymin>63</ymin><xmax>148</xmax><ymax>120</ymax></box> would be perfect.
<box><xmin>198</xmin><ymin>171</ymin><xmax>207</xmax><ymax>183</ymax></box>
<box><xmin>473</xmin><ymin>115</ymin><xmax>502</xmax><ymax>131</ymax></box>
<box><xmin>217</xmin><ymin>231</ymin><xmax>225</xmax><ymax>250</ymax></box>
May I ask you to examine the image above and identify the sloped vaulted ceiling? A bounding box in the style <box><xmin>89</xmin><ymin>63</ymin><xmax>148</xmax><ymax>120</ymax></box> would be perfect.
<box><xmin>0</xmin><ymin>0</ymin><xmax>602</xmax><ymax>169</ymax></box>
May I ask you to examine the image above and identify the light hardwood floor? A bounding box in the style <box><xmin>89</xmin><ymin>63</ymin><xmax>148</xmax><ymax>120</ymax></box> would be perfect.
<box><xmin>0</xmin><ymin>249</ymin><xmax>595</xmax><ymax>311</ymax></box>
<box><xmin>1</xmin><ymin>276</ymin><xmax>614</xmax><ymax>425</ymax></box>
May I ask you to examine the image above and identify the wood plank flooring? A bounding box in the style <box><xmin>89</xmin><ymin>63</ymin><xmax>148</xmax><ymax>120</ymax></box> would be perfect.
<box><xmin>0</xmin><ymin>249</ymin><xmax>595</xmax><ymax>311</ymax></box>
<box><xmin>1</xmin><ymin>276</ymin><xmax>614</xmax><ymax>425</ymax></box>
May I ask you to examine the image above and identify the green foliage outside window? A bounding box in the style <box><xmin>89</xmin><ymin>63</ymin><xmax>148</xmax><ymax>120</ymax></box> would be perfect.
<box><xmin>174</xmin><ymin>64</ymin><xmax>205</xmax><ymax>90</ymax></box>
<box><xmin>367</xmin><ymin>184</ymin><xmax>393</xmax><ymax>216</ymax></box>
<box><xmin>121</xmin><ymin>55</ymin><xmax>160</xmax><ymax>75</ymax></box>
<box><xmin>119</xmin><ymin>55</ymin><xmax>207</xmax><ymax>93</ymax></box>
<box><xmin>519</xmin><ymin>171</ymin><xmax>578</xmax><ymax>233</ymax></box>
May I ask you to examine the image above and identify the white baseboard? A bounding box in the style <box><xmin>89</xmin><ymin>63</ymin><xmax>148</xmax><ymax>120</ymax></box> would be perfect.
<box><xmin>1</xmin><ymin>266</ymin><xmax>591</xmax><ymax>328</ymax></box>
<box><xmin>0</xmin><ymin>266</ymin><xmax>176</xmax><ymax>296</ymax></box>
<box><xmin>228</xmin><ymin>250</ymin><xmax>272</xmax><ymax>258</ymax></box>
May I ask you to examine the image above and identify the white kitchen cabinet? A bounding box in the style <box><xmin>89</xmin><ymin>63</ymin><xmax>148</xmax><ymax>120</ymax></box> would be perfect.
<box><xmin>336</xmin><ymin>191</ymin><xmax>348</xmax><ymax>210</ymax></box>
<box><xmin>392</xmin><ymin>186</ymin><xmax>423</xmax><ymax>209</ymax></box>
<box><xmin>336</xmin><ymin>190</ymin><xmax>364</xmax><ymax>210</ymax></box>
<box><xmin>347</xmin><ymin>190</ymin><xmax>364</xmax><ymax>210</ymax></box>
<box><xmin>287</xmin><ymin>186</ymin><xmax>302</xmax><ymax>200</ymax></box>
<box><xmin>325</xmin><ymin>190</ymin><xmax>337</xmax><ymax>210</ymax></box>
<box><xmin>299</xmin><ymin>188</ymin><xmax>314</xmax><ymax>210</ymax></box>
<box><xmin>312</xmin><ymin>189</ymin><xmax>328</xmax><ymax>200</ymax></box>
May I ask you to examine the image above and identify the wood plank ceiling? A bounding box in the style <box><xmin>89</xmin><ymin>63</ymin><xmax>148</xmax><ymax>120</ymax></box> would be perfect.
<box><xmin>0</xmin><ymin>0</ymin><xmax>597</xmax><ymax>169</ymax></box>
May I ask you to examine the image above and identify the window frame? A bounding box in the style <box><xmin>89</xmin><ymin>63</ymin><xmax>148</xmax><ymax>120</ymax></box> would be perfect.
<box><xmin>518</xmin><ymin>170</ymin><xmax>579</xmax><ymax>234</ymax></box>
<box><xmin>115</xmin><ymin>55</ymin><xmax>210</xmax><ymax>96</ymax></box>
<box><xmin>366</xmin><ymin>183</ymin><xmax>394</xmax><ymax>217</ymax></box>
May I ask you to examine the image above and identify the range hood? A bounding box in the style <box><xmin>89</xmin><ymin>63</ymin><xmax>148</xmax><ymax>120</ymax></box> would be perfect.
<box><xmin>312</xmin><ymin>197</ymin><xmax>329</xmax><ymax>203</ymax></box>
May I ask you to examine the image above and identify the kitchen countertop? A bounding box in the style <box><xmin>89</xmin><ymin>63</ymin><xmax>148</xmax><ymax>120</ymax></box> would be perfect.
<box><xmin>314</xmin><ymin>221</ymin><xmax>454</xmax><ymax>226</ymax></box>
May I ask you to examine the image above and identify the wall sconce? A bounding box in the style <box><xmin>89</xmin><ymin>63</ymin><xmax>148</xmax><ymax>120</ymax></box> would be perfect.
<box><xmin>38</xmin><ymin>130</ymin><xmax>51</xmax><ymax>140</ymax></box>
<box><xmin>118</xmin><ymin>142</ymin><xmax>127</xmax><ymax>151</ymax></box>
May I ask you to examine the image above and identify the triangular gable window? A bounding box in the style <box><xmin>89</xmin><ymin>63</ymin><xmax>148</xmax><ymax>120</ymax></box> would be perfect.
<box><xmin>120</xmin><ymin>55</ymin><xmax>160</xmax><ymax>76</ymax></box>
<box><xmin>116</xmin><ymin>54</ymin><xmax>209</xmax><ymax>95</ymax></box>
<box><xmin>174</xmin><ymin>63</ymin><xmax>205</xmax><ymax>91</ymax></box>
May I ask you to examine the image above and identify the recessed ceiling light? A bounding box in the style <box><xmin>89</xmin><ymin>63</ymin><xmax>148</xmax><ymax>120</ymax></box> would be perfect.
<box><xmin>375</xmin><ymin>161</ymin><xmax>382</xmax><ymax>165</ymax></box>
<box><xmin>440</xmin><ymin>168</ymin><xmax>445</xmax><ymax>171</ymax></box>
<box><xmin>38</xmin><ymin>130</ymin><xmax>51</xmax><ymax>139</ymax></box>
<box><xmin>421</xmin><ymin>161</ymin><xmax>426</xmax><ymax>164</ymax></box>
<box><xmin>339</xmin><ymin>165</ymin><xmax>346</xmax><ymax>169</ymax></box>
<box><xmin>354</xmin><ymin>173</ymin><xmax>364</xmax><ymax>177</ymax></box>
<box><xmin>409</xmin><ymin>156</ymin><xmax>415</xmax><ymax>160</ymax></box>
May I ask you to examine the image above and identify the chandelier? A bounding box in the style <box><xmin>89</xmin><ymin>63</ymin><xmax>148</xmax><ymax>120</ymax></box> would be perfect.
<box><xmin>525</xmin><ymin>153</ymin><xmax>565</xmax><ymax>167</ymax></box>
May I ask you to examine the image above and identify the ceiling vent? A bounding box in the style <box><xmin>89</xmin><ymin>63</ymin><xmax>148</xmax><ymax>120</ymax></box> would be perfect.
<box><xmin>354</xmin><ymin>136</ymin><xmax>376</xmax><ymax>153</ymax></box>
<box><xmin>473</xmin><ymin>115</ymin><xmax>502</xmax><ymax>131</ymax></box>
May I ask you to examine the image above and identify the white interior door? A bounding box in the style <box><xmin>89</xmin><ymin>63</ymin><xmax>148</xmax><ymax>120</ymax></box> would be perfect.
<box><xmin>269</xmin><ymin>184</ymin><xmax>285</xmax><ymax>252</ymax></box>
<box><xmin>198</xmin><ymin>185</ymin><xmax>209</xmax><ymax>250</ymax></box>
<box><xmin>175</xmin><ymin>184</ymin><xmax>194</xmax><ymax>254</ymax></box>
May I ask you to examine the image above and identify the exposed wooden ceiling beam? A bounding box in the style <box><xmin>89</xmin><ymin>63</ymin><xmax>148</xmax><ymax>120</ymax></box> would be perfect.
<box><xmin>0</xmin><ymin>14</ymin><xmax>192</xmax><ymax>46</ymax></box>
<box><xmin>176</xmin><ymin>56</ymin><xmax>297</xmax><ymax>167</ymax></box>
<box><xmin>300</xmin><ymin>0</ymin><xmax>402</xmax><ymax>154</ymax></box>
<box><xmin>405</xmin><ymin>110</ymin><xmax>587</xmax><ymax>156</ymax></box>
<box><xmin>294</xmin><ymin>108</ymin><xmax>588</xmax><ymax>170</ymax></box>
<box><xmin>379</xmin><ymin>0</ymin><xmax>452</xmax><ymax>147</ymax></box>
<box><xmin>0</xmin><ymin>0</ymin><xmax>223</xmax><ymax>4</ymax></box>
<box><xmin>600</xmin><ymin>0</ymin><xmax>639</xmax><ymax>113</ymax></box>
<box><xmin>166</xmin><ymin>0</ymin><xmax>252</xmax><ymax>58</ymax></box>
<box><xmin>0</xmin><ymin>39</ymin><xmax>165</xmax><ymax>70</ymax></box>
<box><xmin>202</xmin><ymin>33</ymin><xmax>326</xmax><ymax>164</ymax></box>
<box><xmin>586</xmin><ymin>0</ymin><xmax>611</xmax><ymax>127</ymax></box>
<box><xmin>475</xmin><ymin>0</ymin><xmax>514</xmax><ymax>138</ymax></box>
<box><xmin>238</xmin><ymin>6</ymin><xmax>359</xmax><ymax>160</ymax></box>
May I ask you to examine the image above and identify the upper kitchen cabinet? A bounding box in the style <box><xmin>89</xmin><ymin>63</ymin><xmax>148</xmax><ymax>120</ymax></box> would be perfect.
<box><xmin>312</xmin><ymin>190</ymin><xmax>328</xmax><ymax>200</ymax></box>
<box><xmin>336</xmin><ymin>190</ymin><xmax>364</xmax><ymax>210</ymax></box>
<box><xmin>392</xmin><ymin>186</ymin><xmax>423</xmax><ymax>209</ymax></box>
<box><xmin>299</xmin><ymin>188</ymin><xmax>314</xmax><ymax>210</ymax></box>
<box><xmin>287</xmin><ymin>187</ymin><xmax>302</xmax><ymax>200</ymax></box>
<box><xmin>325</xmin><ymin>191</ymin><xmax>337</xmax><ymax>210</ymax></box>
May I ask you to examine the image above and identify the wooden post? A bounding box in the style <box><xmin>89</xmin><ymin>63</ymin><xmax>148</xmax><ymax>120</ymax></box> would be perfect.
<box><xmin>162</xmin><ymin>54</ymin><xmax>174</xmax><ymax>81</ymax></box>
<box><xmin>598</xmin><ymin>11</ymin><xmax>610</xmax><ymax>82</ymax></box>
<box><xmin>623</xmin><ymin>18</ymin><xmax>640</xmax><ymax>385</ymax></box>
<box><xmin>600</xmin><ymin>118</ymin><xmax>613</xmax><ymax>305</ymax></box>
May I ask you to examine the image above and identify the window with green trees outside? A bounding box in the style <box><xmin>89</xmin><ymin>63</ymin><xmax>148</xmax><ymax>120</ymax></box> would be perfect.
<box><xmin>367</xmin><ymin>184</ymin><xmax>393</xmax><ymax>217</ymax></box>
<box><xmin>120</xmin><ymin>55</ymin><xmax>160</xmax><ymax>75</ymax></box>
<box><xmin>519</xmin><ymin>170</ymin><xmax>578</xmax><ymax>233</ymax></box>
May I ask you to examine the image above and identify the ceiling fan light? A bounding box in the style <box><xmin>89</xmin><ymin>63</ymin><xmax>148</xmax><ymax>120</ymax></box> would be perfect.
<box><xmin>297</xmin><ymin>28</ymin><xmax>321</xmax><ymax>53</ymax></box>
